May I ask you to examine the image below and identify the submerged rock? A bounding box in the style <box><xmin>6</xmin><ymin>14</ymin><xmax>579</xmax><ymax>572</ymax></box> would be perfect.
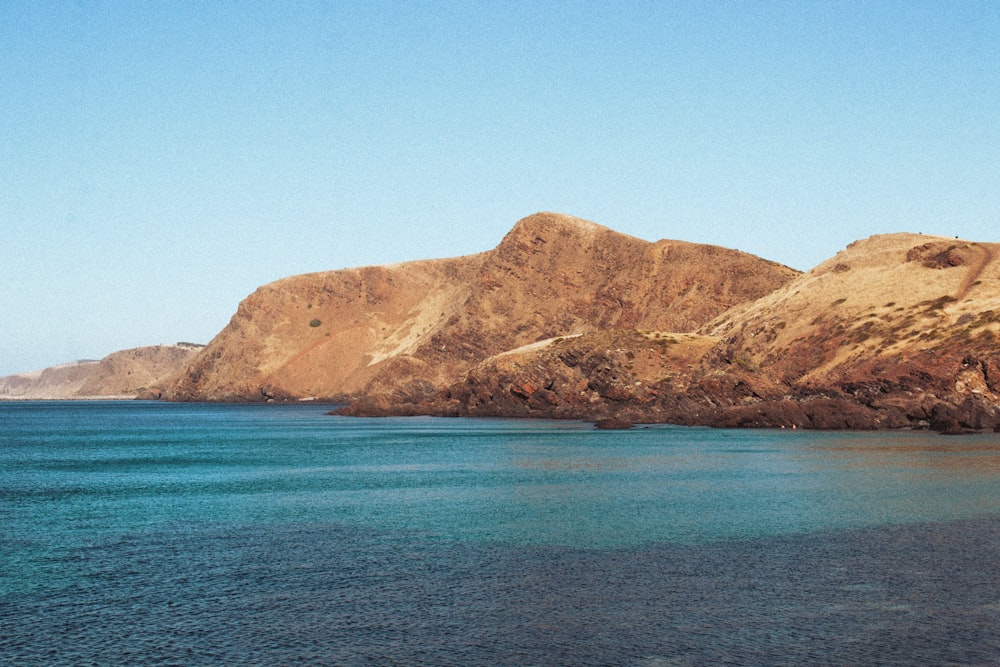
<box><xmin>594</xmin><ymin>418</ymin><xmax>634</xmax><ymax>430</ymax></box>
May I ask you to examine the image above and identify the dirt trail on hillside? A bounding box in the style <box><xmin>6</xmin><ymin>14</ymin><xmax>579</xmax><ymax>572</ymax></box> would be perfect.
<box><xmin>956</xmin><ymin>244</ymin><xmax>994</xmax><ymax>301</ymax></box>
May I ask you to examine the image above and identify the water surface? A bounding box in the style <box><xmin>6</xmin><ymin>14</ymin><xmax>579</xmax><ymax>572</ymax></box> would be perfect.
<box><xmin>2</xmin><ymin>402</ymin><xmax>999</xmax><ymax>664</ymax></box>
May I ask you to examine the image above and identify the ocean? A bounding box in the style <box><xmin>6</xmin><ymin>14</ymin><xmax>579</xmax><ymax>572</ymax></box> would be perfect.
<box><xmin>2</xmin><ymin>401</ymin><xmax>999</xmax><ymax>665</ymax></box>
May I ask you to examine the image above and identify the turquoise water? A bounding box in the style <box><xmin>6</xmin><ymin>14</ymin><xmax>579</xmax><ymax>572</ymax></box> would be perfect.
<box><xmin>3</xmin><ymin>401</ymin><xmax>1000</xmax><ymax>664</ymax></box>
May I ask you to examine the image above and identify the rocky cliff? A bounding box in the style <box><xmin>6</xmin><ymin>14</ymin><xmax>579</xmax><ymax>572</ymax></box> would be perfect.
<box><xmin>164</xmin><ymin>212</ymin><xmax>797</xmax><ymax>402</ymax></box>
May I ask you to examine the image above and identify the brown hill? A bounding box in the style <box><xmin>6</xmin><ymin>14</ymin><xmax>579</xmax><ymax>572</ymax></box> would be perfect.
<box><xmin>165</xmin><ymin>254</ymin><xmax>482</xmax><ymax>401</ymax></box>
<box><xmin>0</xmin><ymin>344</ymin><xmax>202</xmax><ymax>400</ymax></box>
<box><xmin>0</xmin><ymin>360</ymin><xmax>100</xmax><ymax>399</ymax></box>
<box><xmin>416</xmin><ymin>233</ymin><xmax>1000</xmax><ymax>432</ymax></box>
<box><xmin>17</xmin><ymin>217</ymin><xmax>996</xmax><ymax>431</ymax></box>
<box><xmin>702</xmin><ymin>234</ymin><xmax>999</xmax><ymax>383</ymax></box>
<box><xmin>697</xmin><ymin>233</ymin><xmax>1000</xmax><ymax>430</ymax></box>
<box><xmin>165</xmin><ymin>212</ymin><xmax>798</xmax><ymax>402</ymax></box>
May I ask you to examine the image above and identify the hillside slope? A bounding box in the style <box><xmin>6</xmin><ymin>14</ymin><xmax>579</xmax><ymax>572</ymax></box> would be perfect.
<box><xmin>704</xmin><ymin>234</ymin><xmax>1000</xmax><ymax>389</ymax></box>
<box><xmin>697</xmin><ymin>233</ymin><xmax>1000</xmax><ymax>430</ymax></box>
<box><xmin>165</xmin><ymin>212</ymin><xmax>798</xmax><ymax>401</ymax></box>
<box><xmin>409</xmin><ymin>233</ymin><xmax>1000</xmax><ymax>431</ymax></box>
<box><xmin>0</xmin><ymin>344</ymin><xmax>201</xmax><ymax>400</ymax></box>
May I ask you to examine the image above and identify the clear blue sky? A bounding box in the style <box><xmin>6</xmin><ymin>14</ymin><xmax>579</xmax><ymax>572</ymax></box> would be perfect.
<box><xmin>2</xmin><ymin>1</ymin><xmax>999</xmax><ymax>376</ymax></box>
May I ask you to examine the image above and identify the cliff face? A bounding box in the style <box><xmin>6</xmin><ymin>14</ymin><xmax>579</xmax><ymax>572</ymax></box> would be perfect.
<box><xmin>0</xmin><ymin>344</ymin><xmax>201</xmax><ymax>400</ymax></box>
<box><xmin>410</xmin><ymin>233</ymin><xmax>1000</xmax><ymax>432</ymax></box>
<box><xmin>164</xmin><ymin>212</ymin><xmax>798</xmax><ymax>402</ymax></box>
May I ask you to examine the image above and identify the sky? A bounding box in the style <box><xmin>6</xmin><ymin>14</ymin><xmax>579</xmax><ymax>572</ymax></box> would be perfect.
<box><xmin>2</xmin><ymin>1</ymin><xmax>999</xmax><ymax>376</ymax></box>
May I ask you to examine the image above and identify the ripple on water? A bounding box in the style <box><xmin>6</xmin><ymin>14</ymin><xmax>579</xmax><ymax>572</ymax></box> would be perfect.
<box><xmin>2</xmin><ymin>518</ymin><xmax>1000</xmax><ymax>665</ymax></box>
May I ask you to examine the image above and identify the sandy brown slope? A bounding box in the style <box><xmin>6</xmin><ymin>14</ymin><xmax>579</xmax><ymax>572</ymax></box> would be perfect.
<box><xmin>695</xmin><ymin>233</ymin><xmax>1000</xmax><ymax>429</ymax></box>
<box><xmin>419</xmin><ymin>233</ymin><xmax>1000</xmax><ymax>431</ymax></box>
<box><xmin>81</xmin><ymin>345</ymin><xmax>204</xmax><ymax>397</ymax></box>
<box><xmin>166</xmin><ymin>212</ymin><xmax>798</xmax><ymax>402</ymax></box>
<box><xmin>0</xmin><ymin>361</ymin><xmax>101</xmax><ymax>399</ymax></box>
<box><xmin>166</xmin><ymin>255</ymin><xmax>483</xmax><ymax>401</ymax></box>
<box><xmin>0</xmin><ymin>344</ymin><xmax>201</xmax><ymax>400</ymax></box>
<box><xmin>701</xmin><ymin>234</ymin><xmax>1000</xmax><ymax>386</ymax></box>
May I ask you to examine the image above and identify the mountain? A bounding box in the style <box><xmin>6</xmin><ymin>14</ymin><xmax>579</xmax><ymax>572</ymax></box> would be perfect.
<box><xmin>18</xmin><ymin>214</ymin><xmax>996</xmax><ymax>432</ymax></box>
<box><xmin>163</xmin><ymin>212</ymin><xmax>798</xmax><ymax>402</ymax></box>
<box><xmin>412</xmin><ymin>233</ymin><xmax>1000</xmax><ymax>432</ymax></box>
<box><xmin>0</xmin><ymin>344</ymin><xmax>202</xmax><ymax>400</ymax></box>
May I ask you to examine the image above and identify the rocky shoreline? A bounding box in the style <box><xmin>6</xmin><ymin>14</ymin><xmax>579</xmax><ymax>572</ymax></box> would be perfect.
<box><xmin>333</xmin><ymin>327</ymin><xmax>1000</xmax><ymax>433</ymax></box>
<box><xmin>334</xmin><ymin>378</ymin><xmax>1000</xmax><ymax>434</ymax></box>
